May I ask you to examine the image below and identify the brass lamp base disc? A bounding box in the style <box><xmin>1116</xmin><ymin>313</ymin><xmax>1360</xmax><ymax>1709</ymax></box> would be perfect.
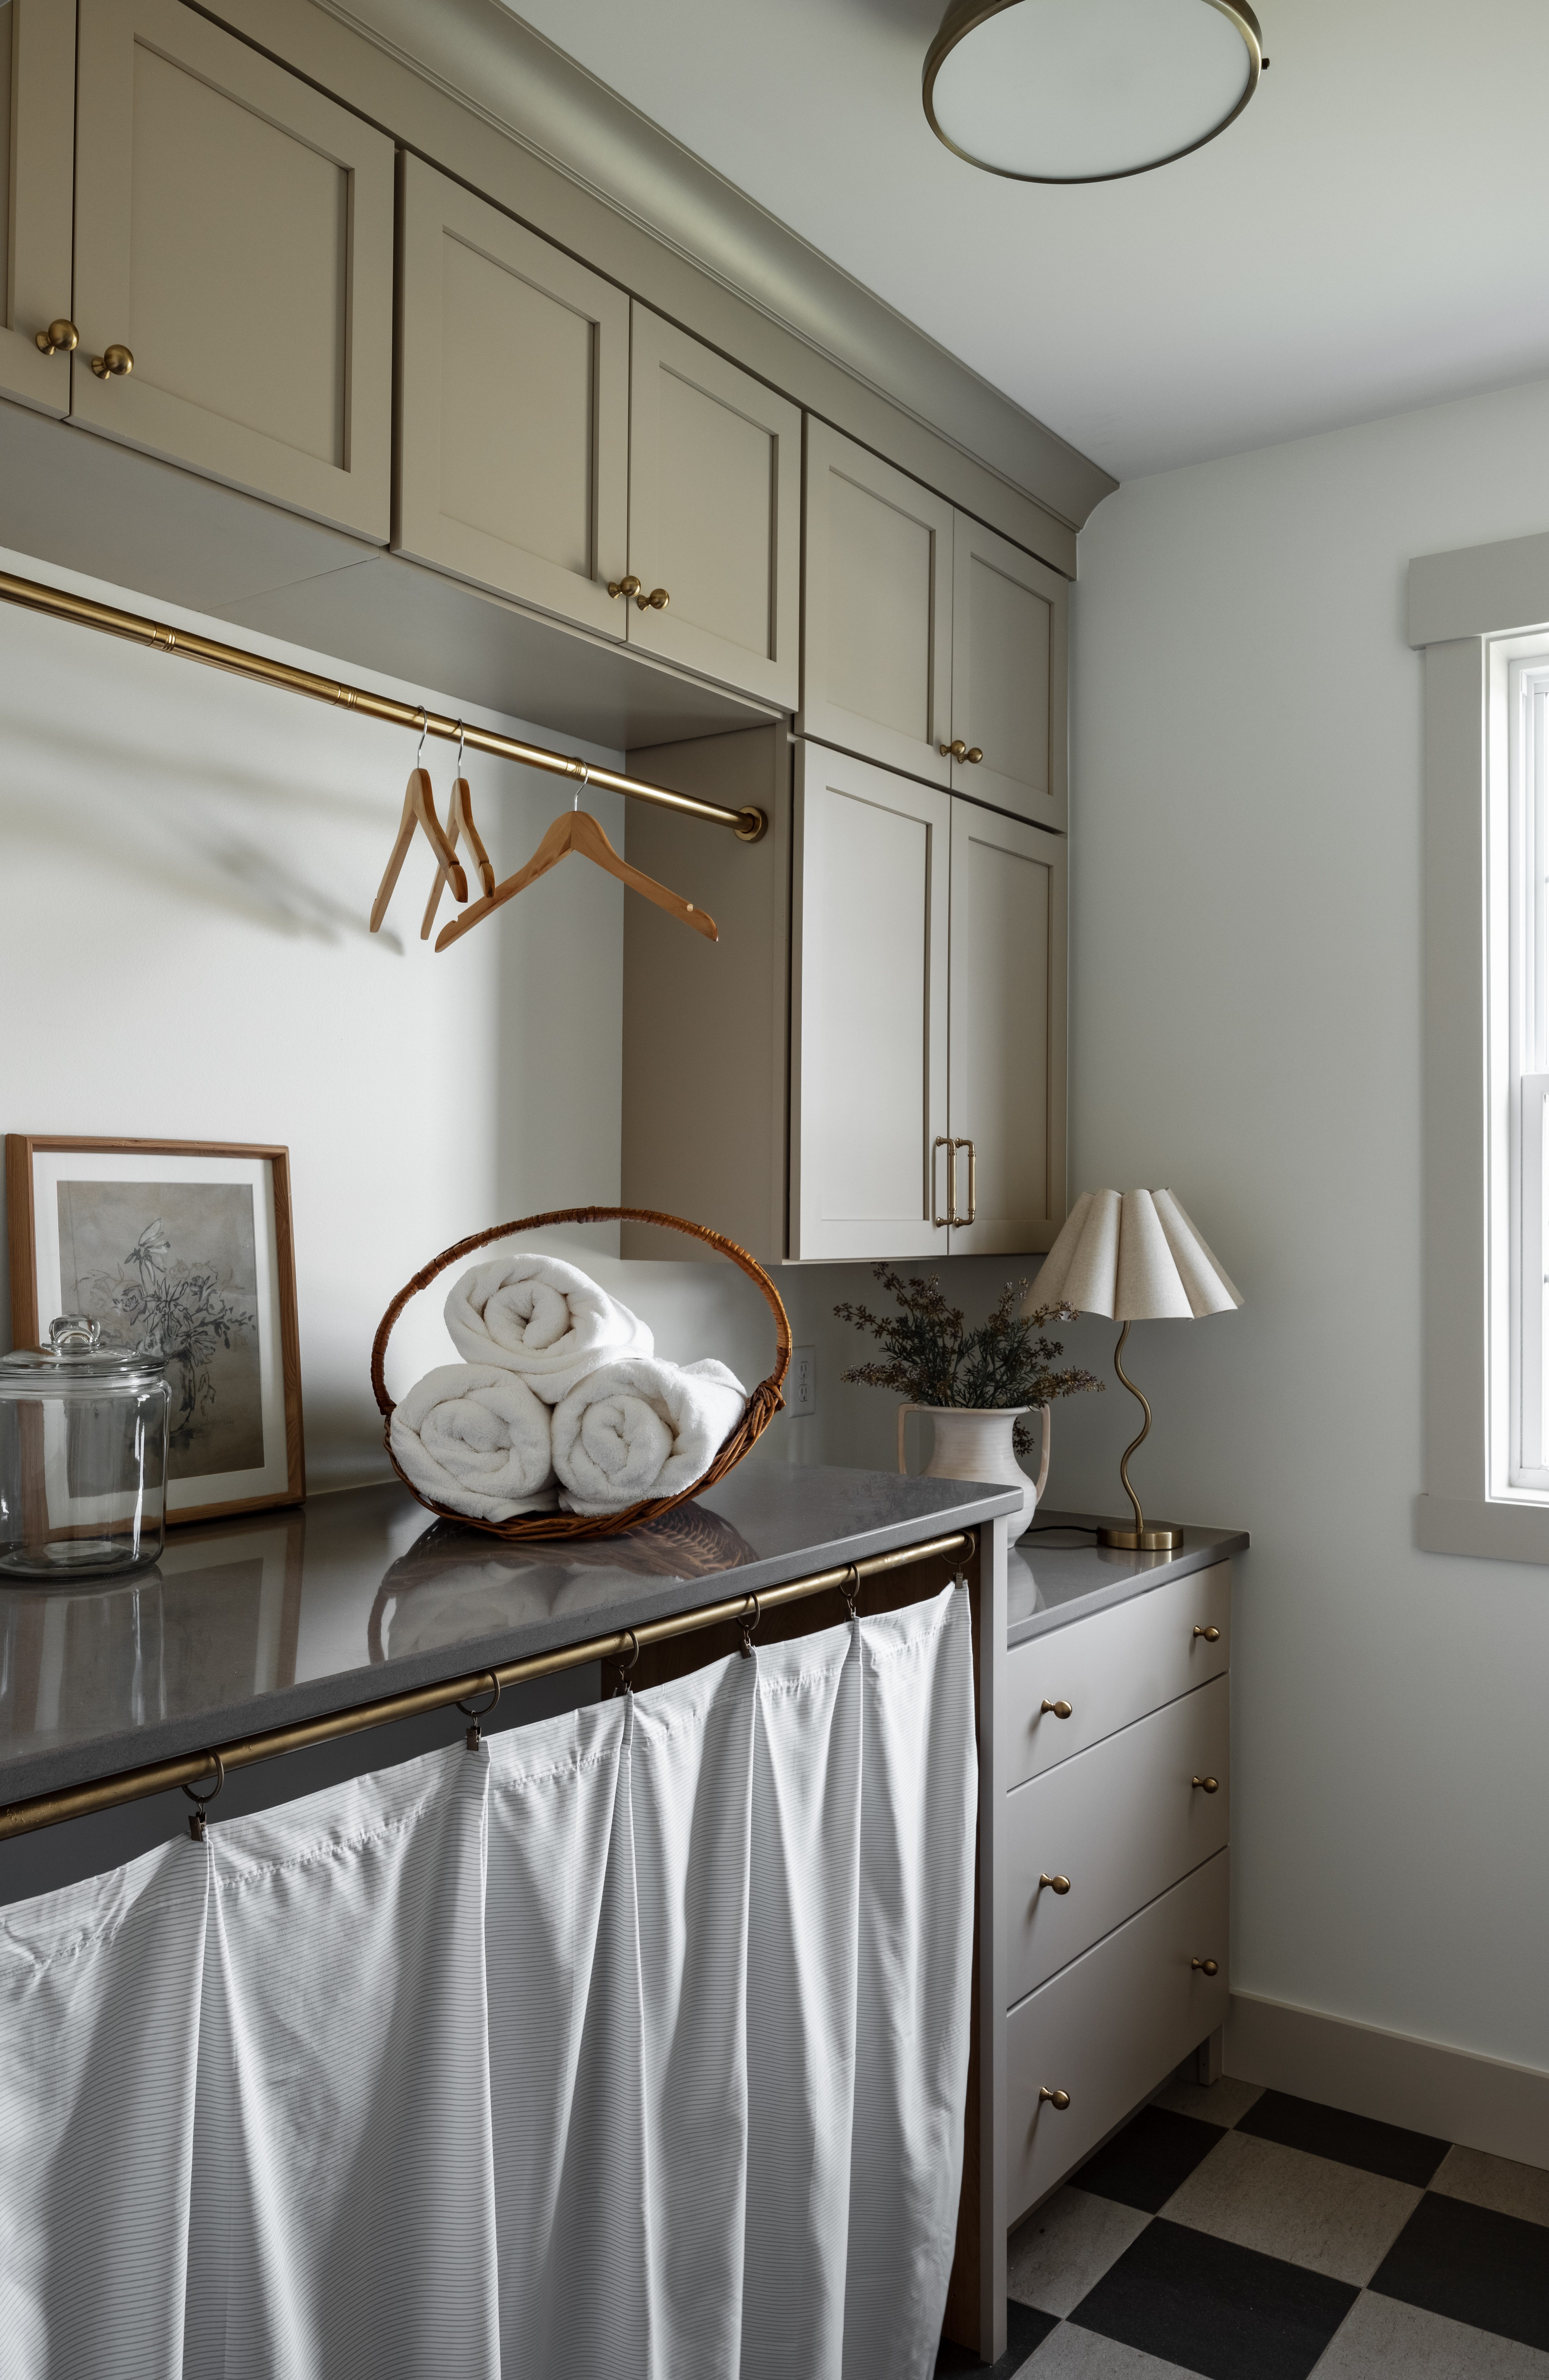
<box><xmin>1098</xmin><ymin>1523</ymin><xmax>1184</xmax><ymax>1551</ymax></box>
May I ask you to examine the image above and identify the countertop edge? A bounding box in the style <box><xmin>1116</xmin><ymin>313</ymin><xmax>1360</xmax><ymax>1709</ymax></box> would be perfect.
<box><xmin>1006</xmin><ymin>1519</ymin><xmax>1250</xmax><ymax>1647</ymax></box>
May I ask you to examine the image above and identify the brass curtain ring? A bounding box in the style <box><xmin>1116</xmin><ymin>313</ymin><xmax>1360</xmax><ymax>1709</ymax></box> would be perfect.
<box><xmin>740</xmin><ymin>1592</ymin><xmax>762</xmax><ymax>1659</ymax></box>
<box><xmin>841</xmin><ymin>1562</ymin><xmax>861</xmax><ymax>1621</ymax></box>
<box><xmin>615</xmin><ymin>1627</ymin><xmax>640</xmax><ymax>1695</ymax></box>
<box><xmin>182</xmin><ymin>1751</ymin><xmax>226</xmax><ymax>1842</ymax></box>
<box><xmin>458</xmin><ymin>1670</ymin><xmax>501</xmax><ymax>1748</ymax></box>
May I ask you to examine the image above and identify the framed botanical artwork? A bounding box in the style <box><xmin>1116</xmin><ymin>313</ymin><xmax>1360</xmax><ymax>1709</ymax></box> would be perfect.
<box><xmin>5</xmin><ymin>1137</ymin><xmax>305</xmax><ymax>1524</ymax></box>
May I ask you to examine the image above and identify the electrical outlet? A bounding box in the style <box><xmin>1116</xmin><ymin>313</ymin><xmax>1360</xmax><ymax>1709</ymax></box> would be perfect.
<box><xmin>790</xmin><ymin>1345</ymin><xmax>817</xmax><ymax>1418</ymax></box>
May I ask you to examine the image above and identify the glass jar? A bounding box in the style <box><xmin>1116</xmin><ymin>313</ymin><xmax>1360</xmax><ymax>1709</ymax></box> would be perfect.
<box><xmin>0</xmin><ymin>1318</ymin><xmax>171</xmax><ymax>1581</ymax></box>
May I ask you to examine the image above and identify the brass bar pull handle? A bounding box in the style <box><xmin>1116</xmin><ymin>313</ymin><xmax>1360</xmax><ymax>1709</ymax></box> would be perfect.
<box><xmin>1037</xmin><ymin>1873</ymin><xmax>1070</xmax><ymax>1895</ymax></box>
<box><xmin>90</xmin><ymin>343</ymin><xmax>133</xmax><ymax>380</ymax></box>
<box><xmin>959</xmin><ymin>1137</ymin><xmax>977</xmax><ymax>1225</ymax></box>
<box><xmin>607</xmin><ymin>575</ymin><xmax>642</xmax><ymax>601</ymax></box>
<box><xmin>1192</xmin><ymin>1775</ymin><xmax>1219</xmax><ymax>1793</ymax></box>
<box><xmin>1038</xmin><ymin>2086</ymin><xmax>1071</xmax><ymax>2110</ymax></box>
<box><xmin>1191</xmin><ymin>1958</ymin><xmax>1220</xmax><ymax>1976</ymax></box>
<box><xmin>637</xmin><ymin>586</ymin><xmax>670</xmax><ymax>612</ymax></box>
<box><xmin>939</xmin><ymin>739</ymin><xmax>968</xmax><ymax>760</ymax></box>
<box><xmin>1041</xmin><ymin>1698</ymin><xmax>1073</xmax><ymax>1720</ymax></box>
<box><xmin>1193</xmin><ymin>1625</ymin><xmax>1221</xmax><ymax>1641</ymax></box>
<box><xmin>34</xmin><ymin>319</ymin><xmax>78</xmax><ymax>356</ymax></box>
<box><xmin>932</xmin><ymin>1135</ymin><xmax>957</xmax><ymax>1227</ymax></box>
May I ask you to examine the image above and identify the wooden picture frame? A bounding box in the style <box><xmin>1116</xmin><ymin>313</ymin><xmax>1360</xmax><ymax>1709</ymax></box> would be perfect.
<box><xmin>5</xmin><ymin>1135</ymin><xmax>305</xmax><ymax>1524</ymax></box>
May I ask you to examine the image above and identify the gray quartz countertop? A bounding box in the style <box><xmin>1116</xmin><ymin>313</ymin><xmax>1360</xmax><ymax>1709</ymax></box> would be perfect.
<box><xmin>1007</xmin><ymin>1512</ymin><xmax>1249</xmax><ymax>1646</ymax></box>
<box><xmin>0</xmin><ymin>1463</ymin><xmax>1020</xmax><ymax>1806</ymax></box>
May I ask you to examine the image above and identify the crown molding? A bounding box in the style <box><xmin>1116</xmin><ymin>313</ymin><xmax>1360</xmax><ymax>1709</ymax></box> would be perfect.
<box><xmin>310</xmin><ymin>0</ymin><xmax>1115</xmax><ymax>533</ymax></box>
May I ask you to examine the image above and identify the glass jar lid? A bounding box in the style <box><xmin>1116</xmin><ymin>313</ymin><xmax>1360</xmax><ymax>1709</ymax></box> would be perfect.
<box><xmin>0</xmin><ymin>1315</ymin><xmax>168</xmax><ymax>1388</ymax></box>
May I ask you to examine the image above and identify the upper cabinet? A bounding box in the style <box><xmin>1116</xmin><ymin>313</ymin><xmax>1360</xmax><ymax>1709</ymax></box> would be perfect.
<box><xmin>801</xmin><ymin>418</ymin><xmax>955</xmax><ymax>785</ymax></box>
<box><xmin>801</xmin><ymin>418</ymin><xmax>1069</xmax><ymax>830</ymax></box>
<box><xmin>396</xmin><ymin>155</ymin><xmax>629</xmax><ymax>636</ymax></box>
<box><xmin>0</xmin><ymin>0</ymin><xmax>77</xmax><ymax>415</ymax></box>
<box><xmin>950</xmin><ymin>515</ymin><xmax>1068</xmax><ymax>832</ymax></box>
<box><xmin>69</xmin><ymin>0</ymin><xmax>393</xmax><ymax>539</ymax></box>
<box><xmin>622</xmin><ymin>305</ymin><xmax>801</xmax><ymax>710</ymax></box>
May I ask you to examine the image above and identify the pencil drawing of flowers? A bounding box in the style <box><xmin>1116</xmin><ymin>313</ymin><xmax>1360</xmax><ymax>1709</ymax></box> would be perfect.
<box><xmin>86</xmin><ymin>1218</ymin><xmax>257</xmax><ymax>1453</ymax></box>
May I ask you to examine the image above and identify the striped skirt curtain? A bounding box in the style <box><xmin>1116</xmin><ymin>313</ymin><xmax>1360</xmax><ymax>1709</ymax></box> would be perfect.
<box><xmin>0</xmin><ymin>1582</ymin><xmax>976</xmax><ymax>2380</ymax></box>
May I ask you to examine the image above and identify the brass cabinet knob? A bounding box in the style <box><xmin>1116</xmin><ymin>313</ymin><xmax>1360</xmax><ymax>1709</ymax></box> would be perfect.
<box><xmin>1038</xmin><ymin>2086</ymin><xmax>1071</xmax><ymax>2110</ymax></box>
<box><xmin>1192</xmin><ymin>1775</ymin><xmax>1220</xmax><ymax>1793</ymax></box>
<box><xmin>90</xmin><ymin>344</ymin><xmax>134</xmax><ymax>380</ymax></box>
<box><xmin>637</xmin><ymin>586</ymin><xmax>670</xmax><ymax>611</ymax></box>
<box><xmin>1193</xmin><ymin>1624</ymin><xmax>1221</xmax><ymax>1641</ymax></box>
<box><xmin>1037</xmin><ymin>1873</ymin><xmax>1071</xmax><ymax>1896</ymax></box>
<box><xmin>1041</xmin><ymin>1698</ymin><xmax>1073</xmax><ymax>1719</ymax></box>
<box><xmin>607</xmin><ymin>575</ymin><xmax>642</xmax><ymax>601</ymax></box>
<box><xmin>1191</xmin><ymin>1957</ymin><xmax>1220</xmax><ymax>1976</ymax></box>
<box><xmin>965</xmin><ymin>746</ymin><xmax>983</xmax><ymax>764</ymax></box>
<box><xmin>34</xmin><ymin>319</ymin><xmax>78</xmax><ymax>356</ymax></box>
<box><xmin>939</xmin><ymin>738</ymin><xmax>969</xmax><ymax>760</ymax></box>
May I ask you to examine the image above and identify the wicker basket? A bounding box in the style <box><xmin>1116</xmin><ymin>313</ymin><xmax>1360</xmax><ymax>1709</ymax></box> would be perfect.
<box><xmin>370</xmin><ymin>1206</ymin><xmax>792</xmax><ymax>1541</ymax></box>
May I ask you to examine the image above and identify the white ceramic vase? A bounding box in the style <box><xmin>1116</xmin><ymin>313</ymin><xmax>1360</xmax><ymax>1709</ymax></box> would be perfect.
<box><xmin>897</xmin><ymin>1403</ymin><xmax>1051</xmax><ymax>1544</ymax></box>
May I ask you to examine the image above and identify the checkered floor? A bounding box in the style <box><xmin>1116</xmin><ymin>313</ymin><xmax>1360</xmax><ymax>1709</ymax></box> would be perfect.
<box><xmin>944</xmin><ymin>2075</ymin><xmax>1549</xmax><ymax>2378</ymax></box>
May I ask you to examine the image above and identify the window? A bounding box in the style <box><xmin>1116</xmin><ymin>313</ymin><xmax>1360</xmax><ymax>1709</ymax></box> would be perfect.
<box><xmin>1506</xmin><ymin>650</ymin><xmax>1549</xmax><ymax>1491</ymax></box>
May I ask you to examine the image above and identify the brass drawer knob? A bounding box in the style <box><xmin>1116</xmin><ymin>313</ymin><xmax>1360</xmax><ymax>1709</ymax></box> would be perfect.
<box><xmin>1192</xmin><ymin>1775</ymin><xmax>1220</xmax><ymax>1793</ymax></box>
<box><xmin>1193</xmin><ymin>1624</ymin><xmax>1221</xmax><ymax>1641</ymax></box>
<box><xmin>1038</xmin><ymin>2086</ymin><xmax>1071</xmax><ymax>2110</ymax></box>
<box><xmin>1041</xmin><ymin>1698</ymin><xmax>1073</xmax><ymax>1719</ymax></box>
<box><xmin>939</xmin><ymin>738</ymin><xmax>968</xmax><ymax>759</ymax></box>
<box><xmin>637</xmin><ymin>585</ymin><xmax>671</xmax><ymax>611</ymax></box>
<box><xmin>607</xmin><ymin>575</ymin><xmax>642</xmax><ymax>601</ymax></box>
<box><xmin>1037</xmin><ymin>1873</ymin><xmax>1070</xmax><ymax>1896</ymax></box>
<box><xmin>34</xmin><ymin>318</ymin><xmax>78</xmax><ymax>356</ymax></box>
<box><xmin>965</xmin><ymin>746</ymin><xmax>983</xmax><ymax>764</ymax></box>
<box><xmin>90</xmin><ymin>343</ymin><xmax>133</xmax><ymax>381</ymax></box>
<box><xmin>1191</xmin><ymin>1957</ymin><xmax>1220</xmax><ymax>1976</ymax></box>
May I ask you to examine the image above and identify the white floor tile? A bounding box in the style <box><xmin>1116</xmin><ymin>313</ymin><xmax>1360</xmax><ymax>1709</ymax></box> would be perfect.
<box><xmin>1431</xmin><ymin>2143</ymin><xmax>1549</xmax><ymax>2229</ymax></box>
<box><xmin>1006</xmin><ymin>2186</ymin><xmax>1151</xmax><ymax>2319</ymax></box>
<box><xmin>1160</xmin><ymin>2127</ymin><xmax>1421</xmax><ymax>2285</ymax></box>
<box><xmin>1310</xmin><ymin>2291</ymin><xmax>1549</xmax><ymax>2376</ymax></box>
<box><xmin>1020</xmin><ymin>2321</ymin><xmax>1197</xmax><ymax>2378</ymax></box>
<box><xmin>1149</xmin><ymin>2072</ymin><xmax>1263</xmax><ymax>2129</ymax></box>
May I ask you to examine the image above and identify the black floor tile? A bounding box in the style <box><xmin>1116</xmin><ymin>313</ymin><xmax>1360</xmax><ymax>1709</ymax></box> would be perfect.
<box><xmin>1070</xmin><ymin>2215</ymin><xmax>1359</xmax><ymax>2380</ymax></box>
<box><xmin>936</xmin><ymin>2297</ymin><xmax>1059</xmax><ymax>2375</ymax></box>
<box><xmin>1074</xmin><ymin>2105</ymin><xmax>1224</xmax><ymax>2212</ymax></box>
<box><xmin>1234</xmin><ymin>2090</ymin><xmax>1448</xmax><ymax>2187</ymax></box>
<box><xmin>1369</xmin><ymin>2189</ymin><xmax>1549</xmax><ymax>2353</ymax></box>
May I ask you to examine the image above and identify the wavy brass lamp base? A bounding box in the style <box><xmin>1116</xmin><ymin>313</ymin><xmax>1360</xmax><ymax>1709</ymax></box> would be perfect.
<box><xmin>1098</xmin><ymin>1522</ymin><xmax>1183</xmax><ymax>1551</ymax></box>
<box><xmin>1101</xmin><ymin>1321</ymin><xmax>1184</xmax><ymax>1554</ymax></box>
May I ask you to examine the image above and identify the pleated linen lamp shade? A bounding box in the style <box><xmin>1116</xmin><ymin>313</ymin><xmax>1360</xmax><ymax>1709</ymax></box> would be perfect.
<box><xmin>1026</xmin><ymin>1189</ymin><xmax>1243</xmax><ymax>1549</ymax></box>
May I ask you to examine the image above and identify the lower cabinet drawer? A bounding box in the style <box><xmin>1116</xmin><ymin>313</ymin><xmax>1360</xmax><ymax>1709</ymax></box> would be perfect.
<box><xmin>1005</xmin><ymin>1674</ymin><xmax>1230</xmax><ymax>2003</ymax></box>
<box><xmin>1004</xmin><ymin>1562</ymin><xmax>1231</xmax><ymax>1790</ymax></box>
<box><xmin>1006</xmin><ymin>1848</ymin><xmax>1230</xmax><ymax>2225</ymax></box>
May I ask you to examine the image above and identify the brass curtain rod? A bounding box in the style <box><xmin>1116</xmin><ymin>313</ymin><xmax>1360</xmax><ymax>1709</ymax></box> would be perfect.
<box><xmin>0</xmin><ymin>568</ymin><xmax>768</xmax><ymax>843</ymax></box>
<box><xmin>0</xmin><ymin>1530</ymin><xmax>973</xmax><ymax>1841</ymax></box>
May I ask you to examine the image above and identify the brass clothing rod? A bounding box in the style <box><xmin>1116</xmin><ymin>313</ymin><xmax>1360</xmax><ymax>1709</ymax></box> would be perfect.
<box><xmin>0</xmin><ymin>1530</ymin><xmax>973</xmax><ymax>1841</ymax></box>
<box><xmin>0</xmin><ymin>568</ymin><xmax>768</xmax><ymax>843</ymax></box>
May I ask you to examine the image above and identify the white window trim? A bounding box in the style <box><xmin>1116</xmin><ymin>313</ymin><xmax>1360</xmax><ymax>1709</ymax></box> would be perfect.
<box><xmin>1412</xmin><ymin>528</ymin><xmax>1549</xmax><ymax>1561</ymax></box>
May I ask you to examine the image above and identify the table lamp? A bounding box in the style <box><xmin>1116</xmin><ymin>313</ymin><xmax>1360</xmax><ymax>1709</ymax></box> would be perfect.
<box><xmin>1026</xmin><ymin>1187</ymin><xmax>1243</xmax><ymax>1550</ymax></box>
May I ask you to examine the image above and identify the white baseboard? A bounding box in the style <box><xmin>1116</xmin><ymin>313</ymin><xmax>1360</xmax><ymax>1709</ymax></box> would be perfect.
<box><xmin>1225</xmin><ymin>1991</ymin><xmax>1549</xmax><ymax>2170</ymax></box>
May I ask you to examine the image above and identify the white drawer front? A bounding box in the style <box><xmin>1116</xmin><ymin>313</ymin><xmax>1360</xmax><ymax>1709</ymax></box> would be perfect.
<box><xmin>1006</xmin><ymin>1675</ymin><xmax>1229</xmax><ymax>2004</ymax></box>
<box><xmin>1005</xmin><ymin>1562</ymin><xmax>1231</xmax><ymax>1790</ymax></box>
<box><xmin>1006</xmin><ymin>1848</ymin><xmax>1230</xmax><ymax>2223</ymax></box>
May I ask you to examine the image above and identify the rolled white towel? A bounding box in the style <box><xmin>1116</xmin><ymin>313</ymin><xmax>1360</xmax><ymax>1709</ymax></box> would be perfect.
<box><xmin>390</xmin><ymin>1363</ymin><xmax>557</xmax><ymax>1522</ymax></box>
<box><xmin>553</xmin><ymin>1356</ymin><xmax>747</xmax><ymax>1515</ymax></box>
<box><xmin>444</xmin><ymin>1255</ymin><xmax>653</xmax><ymax>1404</ymax></box>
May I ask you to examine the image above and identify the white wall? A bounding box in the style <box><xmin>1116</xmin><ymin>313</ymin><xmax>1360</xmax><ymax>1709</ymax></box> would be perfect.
<box><xmin>1056</xmin><ymin>376</ymin><xmax>1549</xmax><ymax>2081</ymax></box>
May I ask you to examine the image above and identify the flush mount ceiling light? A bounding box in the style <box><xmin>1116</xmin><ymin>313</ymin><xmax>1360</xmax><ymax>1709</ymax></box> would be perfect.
<box><xmin>923</xmin><ymin>0</ymin><xmax>1266</xmax><ymax>184</ymax></box>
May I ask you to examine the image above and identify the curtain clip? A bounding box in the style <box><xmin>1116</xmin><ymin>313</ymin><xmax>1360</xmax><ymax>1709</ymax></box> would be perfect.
<box><xmin>615</xmin><ymin>1627</ymin><xmax>640</xmax><ymax>1696</ymax></box>
<box><xmin>458</xmin><ymin>1671</ymin><xmax>500</xmax><ymax>1749</ymax></box>
<box><xmin>739</xmin><ymin>1593</ymin><xmax>762</xmax><ymax>1659</ymax></box>
<box><xmin>183</xmin><ymin>1751</ymin><xmax>225</xmax><ymax>1842</ymax></box>
<box><xmin>841</xmin><ymin>1562</ymin><xmax>862</xmax><ymax>1622</ymax></box>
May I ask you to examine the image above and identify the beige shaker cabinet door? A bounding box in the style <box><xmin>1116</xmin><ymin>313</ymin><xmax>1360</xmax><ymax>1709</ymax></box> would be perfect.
<box><xmin>396</xmin><ymin>156</ymin><xmax>629</xmax><ymax>636</ymax></box>
<box><xmin>950</xmin><ymin>514</ymin><xmax>1067</xmax><ymax>830</ymax></box>
<box><xmin>625</xmin><ymin>305</ymin><xmax>799</xmax><ymax>706</ymax></box>
<box><xmin>69</xmin><ymin>0</ymin><xmax>393</xmax><ymax>538</ymax></box>
<box><xmin>0</xmin><ymin>0</ymin><xmax>77</xmax><ymax>414</ymax></box>
<box><xmin>800</xmin><ymin>418</ymin><xmax>954</xmax><ymax>786</ymax></box>
<box><xmin>946</xmin><ymin>801</ymin><xmax>1066</xmax><ymax>1256</ymax></box>
<box><xmin>790</xmin><ymin>743</ymin><xmax>951</xmax><ymax>1262</ymax></box>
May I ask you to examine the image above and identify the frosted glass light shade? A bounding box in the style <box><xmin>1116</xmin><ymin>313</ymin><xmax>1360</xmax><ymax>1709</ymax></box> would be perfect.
<box><xmin>923</xmin><ymin>0</ymin><xmax>1264</xmax><ymax>185</ymax></box>
<box><xmin>1027</xmin><ymin>1188</ymin><xmax>1243</xmax><ymax>1322</ymax></box>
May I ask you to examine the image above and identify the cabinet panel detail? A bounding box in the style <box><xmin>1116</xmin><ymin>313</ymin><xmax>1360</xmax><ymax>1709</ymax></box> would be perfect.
<box><xmin>947</xmin><ymin>802</ymin><xmax>1066</xmax><ymax>1255</ymax></box>
<box><xmin>70</xmin><ymin>0</ymin><xmax>393</xmax><ymax>537</ymax></box>
<box><xmin>396</xmin><ymin>154</ymin><xmax>628</xmax><ymax>633</ymax></box>
<box><xmin>1006</xmin><ymin>1676</ymin><xmax>1230</xmax><ymax>2004</ymax></box>
<box><xmin>627</xmin><ymin>305</ymin><xmax>799</xmax><ymax>707</ymax></box>
<box><xmin>801</xmin><ymin>417</ymin><xmax>953</xmax><ymax>784</ymax></box>
<box><xmin>951</xmin><ymin>516</ymin><xmax>1067</xmax><ymax>829</ymax></box>
<box><xmin>1004</xmin><ymin>1563</ymin><xmax>1231</xmax><ymax>1791</ymax></box>
<box><xmin>791</xmin><ymin>743</ymin><xmax>950</xmax><ymax>1261</ymax></box>
<box><xmin>0</xmin><ymin>0</ymin><xmax>77</xmax><ymax>415</ymax></box>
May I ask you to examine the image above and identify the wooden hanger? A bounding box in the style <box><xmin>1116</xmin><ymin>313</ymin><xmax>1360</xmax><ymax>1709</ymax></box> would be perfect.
<box><xmin>435</xmin><ymin>804</ymin><xmax>718</xmax><ymax>953</ymax></box>
<box><xmin>370</xmin><ymin>764</ymin><xmax>467</xmax><ymax>933</ymax></box>
<box><xmin>421</xmin><ymin>774</ymin><xmax>495</xmax><ymax>940</ymax></box>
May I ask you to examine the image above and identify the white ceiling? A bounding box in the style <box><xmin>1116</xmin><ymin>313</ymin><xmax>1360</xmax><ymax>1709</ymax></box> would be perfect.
<box><xmin>505</xmin><ymin>0</ymin><xmax>1549</xmax><ymax>483</ymax></box>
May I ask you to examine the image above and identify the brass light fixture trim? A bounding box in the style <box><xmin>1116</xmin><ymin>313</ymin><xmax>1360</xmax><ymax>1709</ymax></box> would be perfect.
<box><xmin>923</xmin><ymin>0</ymin><xmax>1266</xmax><ymax>186</ymax></box>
